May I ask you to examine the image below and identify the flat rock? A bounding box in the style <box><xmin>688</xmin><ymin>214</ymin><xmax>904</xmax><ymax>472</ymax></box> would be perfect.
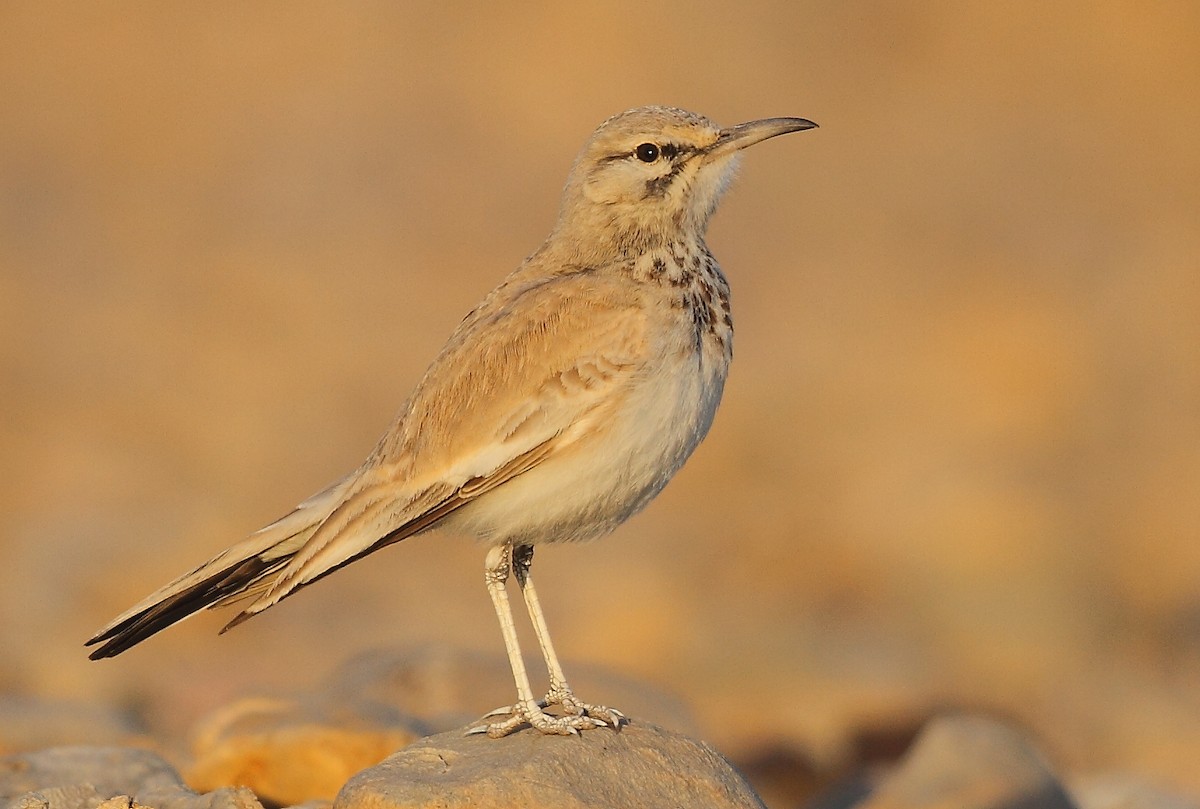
<box><xmin>334</xmin><ymin>719</ymin><xmax>764</xmax><ymax>809</ymax></box>
<box><xmin>854</xmin><ymin>714</ymin><xmax>1077</xmax><ymax>809</ymax></box>
<box><xmin>187</xmin><ymin>696</ymin><xmax>420</xmax><ymax>806</ymax></box>
<box><xmin>0</xmin><ymin>746</ymin><xmax>261</xmax><ymax>809</ymax></box>
<box><xmin>1070</xmin><ymin>775</ymin><xmax>1199</xmax><ymax>809</ymax></box>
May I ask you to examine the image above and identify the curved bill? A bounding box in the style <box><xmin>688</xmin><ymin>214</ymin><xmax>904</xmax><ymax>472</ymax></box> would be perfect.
<box><xmin>708</xmin><ymin>117</ymin><xmax>818</xmax><ymax>158</ymax></box>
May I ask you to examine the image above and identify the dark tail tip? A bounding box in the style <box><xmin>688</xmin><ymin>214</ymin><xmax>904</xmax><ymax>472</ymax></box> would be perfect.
<box><xmin>218</xmin><ymin>609</ymin><xmax>255</xmax><ymax>634</ymax></box>
<box><xmin>83</xmin><ymin>556</ymin><xmax>275</xmax><ymax>661</ymax></box>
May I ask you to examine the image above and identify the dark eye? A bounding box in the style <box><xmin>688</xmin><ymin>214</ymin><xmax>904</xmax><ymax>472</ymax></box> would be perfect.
<box><xmin>635</xmin><ymin>142</ymin><xmax>660</xmax><ymax>163</ymax></box>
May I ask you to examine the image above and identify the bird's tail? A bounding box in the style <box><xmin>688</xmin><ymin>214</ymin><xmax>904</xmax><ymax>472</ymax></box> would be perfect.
<box><xmin>85</xmin><ymin>477</ymin><xmax>350</xmax><ymax>660</ymax></box>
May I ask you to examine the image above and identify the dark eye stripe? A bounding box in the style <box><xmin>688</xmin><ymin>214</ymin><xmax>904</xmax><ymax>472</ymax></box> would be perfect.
<box><xmin>601</xmin><ymin>142</ymin><xmax>694</xmax><ymax>164</ymax></box>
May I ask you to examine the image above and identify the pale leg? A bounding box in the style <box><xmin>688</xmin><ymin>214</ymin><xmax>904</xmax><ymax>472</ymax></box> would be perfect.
<box><xmin>512</xmin><ymin>544</ymin><xmax>623</xmax><ymax>727</ymax></box>
<box><xmin>470</xmin><ymin>541</ymin><xmax>609</xmax><ymax>737</ymax></box>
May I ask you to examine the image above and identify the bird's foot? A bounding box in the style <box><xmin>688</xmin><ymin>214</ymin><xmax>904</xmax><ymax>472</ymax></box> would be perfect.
<box><xmin>544</xmin><ymin>682</ymin><xmax>625</xmax><ymax>728</ymax></box>
<box><xmin>477</xmin><ymin>683</ymin><xmax>625</xmax><ymax>728</ymax></box>
<box><xmin>468</xmin><ymin>698</ymin><xmax>613</xmax><ymax>738</ymax></box>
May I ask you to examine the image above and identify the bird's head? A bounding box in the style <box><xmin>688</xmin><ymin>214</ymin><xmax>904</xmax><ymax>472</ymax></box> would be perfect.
<box><xmin>552</xmin><ymin>106</ymin><xmax>816</xmax><ymax>257</ymax></box>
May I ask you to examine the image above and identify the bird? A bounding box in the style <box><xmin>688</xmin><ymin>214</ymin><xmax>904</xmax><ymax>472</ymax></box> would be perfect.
<box><xmin>86</xmin><ymin>106</ymin><xmax>817</xmax><ymax>737</ymax></box>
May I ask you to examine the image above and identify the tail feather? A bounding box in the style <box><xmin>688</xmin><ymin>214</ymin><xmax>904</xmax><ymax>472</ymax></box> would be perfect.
<box><xmin>219</xmin><ymin>484</ymin><xmax>466</xmax><ymax>633</ymax></box>
<box><xmin>85</xmin><ymin>554</ymin><xmax>287</xmax><ymax>659</ymax></box>
<box><xmin>86</xmin><ymin>435</ymin><xmax>564</xmax><ymax>660</ymax></box>
<box><xmin>85</xmin><ymin>476</ymin><xmax>350</xmax><ymax>659</ymax></box>
<box><xmin>225</xmin><ymin>436</ymin><xmax>561</xmax><ymax>627</ymax></box>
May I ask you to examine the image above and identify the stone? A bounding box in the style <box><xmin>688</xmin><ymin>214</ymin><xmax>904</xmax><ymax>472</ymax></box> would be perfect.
<box><xmin>0</xmin><ymin>746</ymin><xmax>261</xmax><ymax>809</ymax></box>
<box><xmin>334</xmin><ymin>719</ymin><xmax>764</xmax><ymax>809</ymax></box>
<box><xmin>1070</xmin><ymin>774</ymin><xmax>1199</xmax><ymax>809</ymax></box>
<box><xmin>186</xmin><ymin>696</ymin><xmax>420</xmax><ymax>806</ymax></box>
<box><xmin>854</xmin><ymin>714</ymin><xmax>1077</xmax><ymax>809</ymax></box>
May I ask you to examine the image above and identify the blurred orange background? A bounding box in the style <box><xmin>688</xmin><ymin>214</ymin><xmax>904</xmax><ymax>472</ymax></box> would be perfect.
<box><xmin>2</xmin><ymin>0</ymin><xmax>1198</xmax><ymax>792</ymax></box>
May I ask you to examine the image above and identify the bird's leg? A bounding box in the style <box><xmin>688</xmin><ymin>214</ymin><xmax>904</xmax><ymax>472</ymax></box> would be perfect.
<box><xmin>512</xmin><ymin>544</ymin><xmax>623</xmax><ymax>729</ymax></box>
<box><xmin>469</xmin><ymin>542</ymin><xmax>607</xmax><ymax>737</ymax></box>
<box><xmin>479</xmin><ymin>542</ymin><xmax>538</xmax><ymax>731</ymax></box>
<box><xmin>511</xmin><ymin>544</ymin><xmax>570</xmax><ymax>700</ymax></box>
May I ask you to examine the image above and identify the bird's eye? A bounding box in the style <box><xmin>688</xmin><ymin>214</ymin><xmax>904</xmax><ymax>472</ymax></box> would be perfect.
<box><xmin>635</xmin><ymin>143</ymin><xmax>660</xmax><ymax>163</ymax></box>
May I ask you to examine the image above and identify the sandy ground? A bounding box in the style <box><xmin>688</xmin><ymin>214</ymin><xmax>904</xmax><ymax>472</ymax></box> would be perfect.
<box><xmin>2</xmin><ymin>1</ymin><xmax>1198</xmax><ymax>798</ymax></box>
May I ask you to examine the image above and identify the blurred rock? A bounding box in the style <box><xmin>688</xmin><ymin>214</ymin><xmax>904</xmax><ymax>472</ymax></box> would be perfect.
<box><xmin>806</xmin><ymin>773</ymin><xmax>877</xmax><ymax>809</ymax></box>
<box><xmin>334</xmin><ymin>719</ymin><xmax>764</xmax><ymax>809</ymax></box>
<box><xmin>1070</xmin><ymin>775</ymin><xmax>1199</xmax><ymax>809</ymax></box>
<box><xmin>0</xmin><ymin>746</ymin><xmax>260</xmax><ymax>809</ymax></box>
<box><xmin>733</xmin><ymin>742</ymin><xmax>824</xmax><ymax>809</ymax></box>
<box><xmin>322</xmin><ymin>644</ymin><xmax>698</xmax><ymax>735</ymax></box>
<box><xmin>0</xmin><ymin>697</ymin><xmax>142</xmax><ymax>754</ymax></box>
<box><xmin>854</xmin><ymin>714</ymin><xmax>1077</xmax><ymax>809</ymax></box>
<box><xmin>5</xmin><ymin>785</ymin><xmax>112</xmax><ymax>809</ymax></box>
<box><xmin>186</xmin><ymin>695</ymin><xmax>421</xmax><ymax>806</ymax></box>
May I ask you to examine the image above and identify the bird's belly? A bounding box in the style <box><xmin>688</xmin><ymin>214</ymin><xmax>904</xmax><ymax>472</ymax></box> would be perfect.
<box><xmin>443</xmin><ymin>347</ymin><xmax>728</xmax><ymax>545</ymax></box>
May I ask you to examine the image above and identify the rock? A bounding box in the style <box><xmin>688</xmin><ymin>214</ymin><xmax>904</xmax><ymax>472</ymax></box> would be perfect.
<box><xmin>854</xmin><ymin>714</ymin><xmax>1077</xmax><ymax>809</ymax></box>
<box><xmin>733</xmin><ymin>741</ymin><xmax>825</xmax><ymax>809</ymax></box>
<box><xmin>0</xmin><ymin>746</ymin><xmax>261</xmax><ymax>809</ymax></box>
<box><xmin>334</xmin><ymin>719</ymin><xmax>764</xmax><ymax>809</ymax></box>
<box><xmin>6</xmin><ymin>785</ymin><xmax>110</xmax><ymax>809</ymax></box>
<box><xmin>1070</xmin><ymin>775</ymin><xmax>1199</xmax><ymax>809</ymax></box>
<box><xmin>186</xmin><ymin>696</ymin><xmax>421</xmax><ymax>806</ymax></box>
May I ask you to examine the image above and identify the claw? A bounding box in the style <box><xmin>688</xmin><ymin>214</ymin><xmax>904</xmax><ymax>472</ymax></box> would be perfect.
<box><xmin>586</xmin><ymin>705</ymin><xmax>624</xmax><ymax>729</ymax></box>
<box><xmin>540</xmin><ymin>686</ymin><xmax>624</xmax><ymax>730</ymax></box>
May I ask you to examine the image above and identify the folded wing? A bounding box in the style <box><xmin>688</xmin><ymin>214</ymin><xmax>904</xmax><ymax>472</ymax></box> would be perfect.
<box><xmin>86</xmin><ymin>268</ymin><xmax>647</xmax><ymax>658</ymax></box>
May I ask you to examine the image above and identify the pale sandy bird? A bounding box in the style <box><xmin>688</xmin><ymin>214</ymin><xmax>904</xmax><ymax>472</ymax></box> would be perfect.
<box><xmin>86</xmin><ymin>106</ymin><xmax>816</xmax><ymax>736</ymax></box>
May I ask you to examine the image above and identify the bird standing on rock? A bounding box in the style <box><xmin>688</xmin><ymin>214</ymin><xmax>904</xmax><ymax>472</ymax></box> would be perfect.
<box><xmin>86</xmin><ymin>106</ymin><xmax>817</xmax><ymax>737</ymax></box>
